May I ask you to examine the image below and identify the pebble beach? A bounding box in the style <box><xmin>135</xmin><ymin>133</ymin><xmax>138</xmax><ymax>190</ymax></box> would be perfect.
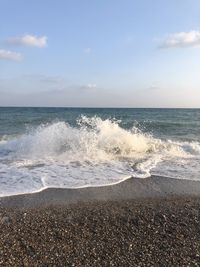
<box><xmin>1</xmin><ymin>176</ymin><xmax>200</xmax><ymax>266</ymax></box>
<box><xmin>1</xmin><ymin>197</ymin><xmax>200</xmax><ymax>266</ymax></box>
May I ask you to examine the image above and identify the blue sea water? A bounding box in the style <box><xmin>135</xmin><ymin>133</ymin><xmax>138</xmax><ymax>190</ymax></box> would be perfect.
<box><xmin>0</xmin><ymin>107</ymin><xmax>200</xmax><ymax>196</ymax></box>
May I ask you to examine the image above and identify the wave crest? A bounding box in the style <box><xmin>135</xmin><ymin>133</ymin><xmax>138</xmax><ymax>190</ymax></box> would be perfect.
<box><xmin>1</xmin><ymin>115</ymin><xmax>200</xmax><ymax>161</ymax></box>
<box><xmin>1</xmin><ymin>116</ymin><xmax>200</xmax><ymax>196</ymax></box>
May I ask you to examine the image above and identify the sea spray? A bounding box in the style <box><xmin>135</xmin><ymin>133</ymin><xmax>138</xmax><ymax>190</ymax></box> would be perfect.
<box><xmin>0</xmin><ymin>115</ymin><xmax>200</xmax><ymax>196</ymax></box>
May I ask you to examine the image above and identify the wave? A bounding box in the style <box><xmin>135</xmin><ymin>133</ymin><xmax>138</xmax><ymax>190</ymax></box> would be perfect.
<box><xmin>0</xmin><ymin>116</ymin><xmax>200</xmax><ymax>196</ymax></box>
<box><xmin>2</xmin><ymin>116</ymin><xmax>198</xmax><ymax>159</ymax></box>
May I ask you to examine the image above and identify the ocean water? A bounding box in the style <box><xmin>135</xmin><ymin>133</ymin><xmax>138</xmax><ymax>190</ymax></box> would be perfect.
<box><xmin>0</xmin><ymin>107</ymin><xmax>200</xmax><ymax>197</ymax></box>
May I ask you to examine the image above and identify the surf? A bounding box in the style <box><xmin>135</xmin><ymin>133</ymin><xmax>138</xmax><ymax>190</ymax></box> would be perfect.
<box><xmin>0</xmin><ymin>115</ymin><xmax>200</xmax><ymax>197</ymax></box>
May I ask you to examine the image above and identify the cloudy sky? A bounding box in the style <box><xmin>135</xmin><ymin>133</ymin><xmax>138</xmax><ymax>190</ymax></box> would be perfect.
<box><xmin>1</xmin><ymin>0</ymin><xmax>200</xmax><ymax>107</ymax></box>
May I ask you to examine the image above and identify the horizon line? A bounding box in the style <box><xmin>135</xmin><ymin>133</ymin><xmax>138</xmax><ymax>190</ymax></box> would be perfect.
<box><xmin>0</xmin><ymin>106</ymin><xmax>200</xmax><ymax>109</ymax></box>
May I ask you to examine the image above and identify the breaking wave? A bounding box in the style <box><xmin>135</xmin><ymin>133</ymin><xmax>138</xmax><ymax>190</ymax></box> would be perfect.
<box><xmin>0</xmin><ymin>116</ymin><xmax>200</xmax><ymax>196</ymax></box>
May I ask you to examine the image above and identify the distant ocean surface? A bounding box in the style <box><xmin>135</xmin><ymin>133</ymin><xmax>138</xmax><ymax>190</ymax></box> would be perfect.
<box><xmin>0</xmin><ymin>107</ymin><xmax>200</xmax><ymax>197</ymax></box>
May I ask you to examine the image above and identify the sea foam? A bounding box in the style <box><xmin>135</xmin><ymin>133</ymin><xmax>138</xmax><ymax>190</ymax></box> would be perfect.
<box><xmin>0</xmin><ymin>116</ymin><xmax>200</xmax><ymax>196</ymax></box>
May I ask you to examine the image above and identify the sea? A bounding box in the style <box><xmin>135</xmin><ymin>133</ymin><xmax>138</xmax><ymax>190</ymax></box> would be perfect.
<box><xmin>0</xmin><ymin>107</ymin><xmax>200</xmax><ymax>197</ymax></box>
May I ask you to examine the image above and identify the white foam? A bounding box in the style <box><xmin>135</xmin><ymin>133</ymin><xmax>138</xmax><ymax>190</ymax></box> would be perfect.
<box><xmin>0</xmin><ymin>116</ymin><xmax>200</xmax><ymax>196</ymax></box>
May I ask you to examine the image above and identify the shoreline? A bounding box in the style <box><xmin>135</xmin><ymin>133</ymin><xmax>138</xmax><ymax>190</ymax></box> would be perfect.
<box><xmin>1</xmin><ymin>175</ymin><xmax>200</xmax><ymax>208</ymax></box>
<box><xmin>0</xmin><ymin>174</ymin><xmax>133</xmax><ymax>199</ymax></box>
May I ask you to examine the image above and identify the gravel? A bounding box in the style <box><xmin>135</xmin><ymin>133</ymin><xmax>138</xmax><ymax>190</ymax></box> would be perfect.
<box><xmin>1</xmin><ymin>197</ymin><xmax>200</xmax><ymax>266</ymax></box>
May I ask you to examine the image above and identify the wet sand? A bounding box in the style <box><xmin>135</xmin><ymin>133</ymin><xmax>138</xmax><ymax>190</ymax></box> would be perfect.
<box><xmin>1</xmin><ymin>176</ymin><xmax>200</xmax><ymax>266</ymax></box>
<box><xmin>1</xmin><ymin>175</ymin><xmax>200</xmax><ymax>208</ymax></box>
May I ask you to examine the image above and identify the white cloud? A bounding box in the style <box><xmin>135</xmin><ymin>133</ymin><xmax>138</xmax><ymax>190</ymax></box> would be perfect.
<box><xmin>0</xmin><ymin>49</ymin><xmax>22</xmax><ymax>61</ymax></box>
<box><xmin>86</xmin><ymin>83</ymin><xmax>97</xmax><ymax>89</ymax></box>
<box><xmin>159</xmin><ymin>30</ymin><xmax>200</xmax><ymax>48</ymax></box>
<box><xmin>8</xmin><ymin>34</ymin><xmax>47</xmax><ymax>48</ymax></box>
<box><xmin>84</xmin><ymin>47</ymin><xmax>91</xmax><ymax>54</ymax></box>
<box><xmin>147</xmin><ymin>81</ymin><xmax>160</xmax><ymax>91</ymax></box>
<box><xmin>78</xmin><ymin>83</ymin><xmax>97</xmax><ymax>90</ymax></box>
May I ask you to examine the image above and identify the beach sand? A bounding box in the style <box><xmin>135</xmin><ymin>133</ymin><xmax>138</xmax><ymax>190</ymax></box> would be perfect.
<box><xmin>1</xmin><ymin>176</ymin><xmax>200</xmax><ymax>266</ymax></box>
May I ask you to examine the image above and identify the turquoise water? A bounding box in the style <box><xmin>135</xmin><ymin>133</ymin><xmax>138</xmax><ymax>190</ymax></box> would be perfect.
<box><xmin>0</xmin><ymin>107</ymin><xmax>200</xmax><ymax>196</ymax></box>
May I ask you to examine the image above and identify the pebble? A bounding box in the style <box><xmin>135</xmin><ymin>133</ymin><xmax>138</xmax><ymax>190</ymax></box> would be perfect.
<box><xmin>1</xmin><ymin>216</ymin><xmax>11</xmax><ymax>225</ymax></box>
<box><xmin>1</xmin><ymin>197</ymin><xmax>200</xmax><ymax>266</ymax></box>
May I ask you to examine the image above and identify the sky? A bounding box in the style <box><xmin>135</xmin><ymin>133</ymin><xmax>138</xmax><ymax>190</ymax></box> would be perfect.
<box><xmin>1</xmin><ymin>0</ymin><xmax>200</xmax><ymax>107</ymax></box>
